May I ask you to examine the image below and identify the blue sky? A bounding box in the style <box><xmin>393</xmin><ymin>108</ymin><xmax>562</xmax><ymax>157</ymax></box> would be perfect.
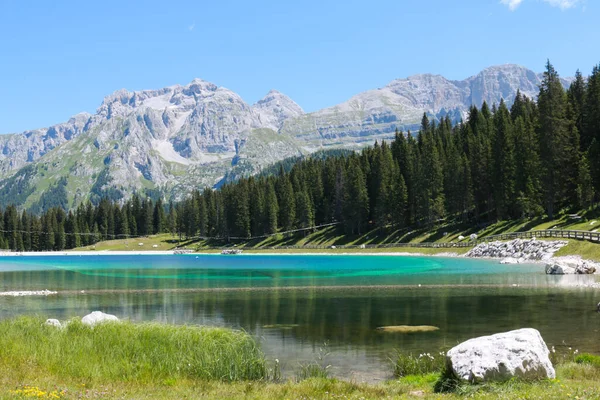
<box><xmin>0</xmin><ymin>0</ymin><xmax>597</xmax><ymax>134</ymax></box>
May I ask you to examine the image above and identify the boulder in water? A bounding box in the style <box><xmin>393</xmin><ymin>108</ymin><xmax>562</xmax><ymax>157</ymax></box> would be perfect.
<box><xmin>446</xmin><ymin>328</ymin><xmax>555</xmax><ymax>383</ymax></box>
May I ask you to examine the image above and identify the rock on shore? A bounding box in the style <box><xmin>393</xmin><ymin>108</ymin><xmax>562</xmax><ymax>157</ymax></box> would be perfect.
<box><xmin>465</xmin><ymin>239</ymin><xmax>567</xmax><ymax>262</ymax></box>
<box><xmin>446</xmin><ymin>328</ymin><xmax>555</xmax><ymax>383</ymax></box>
<box><xmin>81</xmin><ymin>311</ymin><xmax>120</xmax><ymax>326</ymax></box>
<box><xmin>545</xmin><ymin>257</ymin><xmax>598</xmax><ymax>275</ymax></box>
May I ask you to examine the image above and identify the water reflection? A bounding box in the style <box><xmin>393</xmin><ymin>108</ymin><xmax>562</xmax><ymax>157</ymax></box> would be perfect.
<box><xmin>1</xmin><ymin>287</ymin><xmax>599</xmax><ymax>381</ymax></box>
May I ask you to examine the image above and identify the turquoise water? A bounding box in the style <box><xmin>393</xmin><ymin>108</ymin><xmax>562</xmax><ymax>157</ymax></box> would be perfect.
<box><xmin>1</xmin><ymin>255</ymin><xmax>598</xmax><ymax>381</ymax></box>
<box><xmin>0</xmin><ymin>254</ymin><xmax>554</xmax><ymax>291</ymax></box>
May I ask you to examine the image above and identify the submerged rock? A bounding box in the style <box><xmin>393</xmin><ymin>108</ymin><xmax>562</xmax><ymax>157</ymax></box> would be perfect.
<box><xmin>446</xmin><ymin>328</ymin><xmax>555</xmax><ymax>383</ymax></box>
<box><xmin>376</xmin><ymin>325</ymin><xmax>439</xmax><ymax>333</ymax></box>
<box><xmin>81</xmin><ymin>311</ymin><xmax>120</xmax><ymax>327</ymax></box>
<box><xmin>262</xmin><ymin>324</ymin><xmax>300</xmax><ymax>330</ymax></box>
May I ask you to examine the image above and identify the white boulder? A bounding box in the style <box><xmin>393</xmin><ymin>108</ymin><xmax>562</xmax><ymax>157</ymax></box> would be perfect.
<box><xmin>458</xmin><ymin>235</ymin><xmax>465</xmax><ymax>241</ymax></box>
<box><xmin>81</xmin><ymin>311</ymin><xmax>120</xmax><ymax>327</ymax></box>
<box><xmin>45</xmin><ymin>319</ymin><xmax>62</xmax><ymax>328</ymax></box>
<box><xmin>446</xmin><ymin>328</ymin><xmax>555</xmax><ymax>383</ymax></box>
<box><xmin>469</xmin><ymin>234</ymin><xmax>478</xmax><ymax>241</ymax></box>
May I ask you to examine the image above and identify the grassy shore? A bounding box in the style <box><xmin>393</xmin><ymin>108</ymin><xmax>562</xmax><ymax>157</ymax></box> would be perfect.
<box><xmin>2</xmin><ymin>317</ymin><xmax>600</xmax><ymax>399</ymax></box>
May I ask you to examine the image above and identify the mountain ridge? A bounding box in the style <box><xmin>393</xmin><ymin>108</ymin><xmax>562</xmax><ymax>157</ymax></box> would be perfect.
<box><xmin>0</xmin><ymin>64</ymin><xmax>573</xmax><ymax>211</ymax></box>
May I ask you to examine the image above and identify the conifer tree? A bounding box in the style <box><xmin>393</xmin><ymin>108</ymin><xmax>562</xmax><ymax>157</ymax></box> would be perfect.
<box><xmin>30</xmin><ymin>217</ymin><xmax>41</xmax><ymax>251</ymax></box>
<box><xmin>343</xmin><ymin>160</ymin><xmax>369</xmax><ymax>235</ymax></box>
<box><xmin>295</xmin><ymin>188</ymin><xmax>314</xmax><ymax>230</ymax></box>
<box><xmin>577</xmin><ymin>153</ymin><xmax>595</xmax><ymax>209</ymax></box>
<box><xmin>278</xmin><ymin>176</ymin><xmax>296</xmax><ymax>231</ymax></box>
<box><xmin>492</xmin><ymin>100</ymin><xmax>516</xmax><ymax>219</ymax></box>
<box><xmin>153</xmin><ymin>198</ymin><xmax>166</xmax><ymax>234</ymax></box>
<box><xmin>264</xmin><ymin>181</ymin><xmax>279</xmax><ymax>234</ymax></box>
<box><xmin>390</xmin><ymin>162</ymin><xmax>407</xmax><ymax>228</ymax></box>
<box><xmin>538</xmin><ymin>60</ymin><xmax>572</xmax><ymax>218</ymax></box>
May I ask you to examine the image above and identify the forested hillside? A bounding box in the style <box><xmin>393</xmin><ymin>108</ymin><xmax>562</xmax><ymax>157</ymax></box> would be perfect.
<box><xmin>0</xmin><ymin>61</ymin><xmax>598</xmax><ymax>251</ymax></box>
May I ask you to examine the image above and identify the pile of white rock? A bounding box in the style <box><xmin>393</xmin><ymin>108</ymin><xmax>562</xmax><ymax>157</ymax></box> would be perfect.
<box><xmin>545</xmin><ymin>257</ymin><xmax>598</xmax><ymax>275</ymax></box>
<box><xmin>465</xmin><ymin>239</ymin><xmax>567</xmax><ymax>263</ymax></box>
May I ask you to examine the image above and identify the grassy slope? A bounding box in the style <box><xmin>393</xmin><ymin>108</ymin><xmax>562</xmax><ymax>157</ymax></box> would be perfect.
<box><xmin>76</xmin><ymin>234</ymin><xmax>190</xmax><ymax>252</ymax></box>
<box><xmin>72</xmin><ymin>209</ymin><xmax>600</xmax><ymax>257</ymax></box>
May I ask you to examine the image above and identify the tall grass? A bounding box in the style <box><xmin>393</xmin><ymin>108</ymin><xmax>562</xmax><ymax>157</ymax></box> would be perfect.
<box><xmin>0</xmin><ymin>316</ymin><xmax>270</xmax><ymax>384</ymax></box>
<box><xmin>393</xmin><ymin>352</ymin><xmax>446</xmax><ymax>377</ymax></box>
<box><xmin>296</xmin><ymin>343</ymin><xmax>331</xmax><ymax>381</ymax></box>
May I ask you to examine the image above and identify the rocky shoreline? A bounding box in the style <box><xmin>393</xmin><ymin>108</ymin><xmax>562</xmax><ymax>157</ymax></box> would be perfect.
<box><xmin>465</xmin><ymin>238</ymin><xmax>599</xmax><ymax>276</ymax></box>
<box><xmin>465</xmin><ymin>238</ymin><xmax>567</xmax><ymax>262</ymax></box>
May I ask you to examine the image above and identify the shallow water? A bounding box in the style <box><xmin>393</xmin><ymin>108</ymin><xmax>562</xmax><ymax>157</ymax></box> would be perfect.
<box><xmin>1</xmin><ymin>255</ymin><xmax>599</xmax><ymax>382</ymax></box>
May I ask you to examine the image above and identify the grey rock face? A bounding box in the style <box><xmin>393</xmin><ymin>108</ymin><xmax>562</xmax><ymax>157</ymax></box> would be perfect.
<box><xmin>0</xmin><ymin>112</ymin><xmax>91</xmax><ymax>175</ymax></box>
<box><xmin>447</xmin><ymin>328</ymin><xmax>555</xmax><ymax>383</ymax></box>
<box><xmin>252</xmin><ymin>90</ymin><xmax>304</xmax><ymax>131</ymax></box>
<box><xmin>280</xmin><ymin>64</ymin><xmax>571</xmax><ymax>145</ymax></box>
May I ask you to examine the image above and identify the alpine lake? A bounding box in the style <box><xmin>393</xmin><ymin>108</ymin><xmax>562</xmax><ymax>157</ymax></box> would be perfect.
<box><xmin>1</xmin><ymin>254</ymin><xmax>599</xmax><ymax>382</ymax></box>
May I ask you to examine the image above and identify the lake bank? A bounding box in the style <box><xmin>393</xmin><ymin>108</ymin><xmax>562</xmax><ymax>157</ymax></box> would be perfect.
<box><xmin>1</xmin><ymin>316</ymin><xmax>599</xmax><ymax>399</ymax></box>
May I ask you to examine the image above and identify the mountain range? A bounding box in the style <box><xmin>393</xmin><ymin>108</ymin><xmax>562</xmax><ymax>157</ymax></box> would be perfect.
<box><xmin>0</xmin><ymin>64</ymin><xmax>572</xmax><ymax>211</ymax></box>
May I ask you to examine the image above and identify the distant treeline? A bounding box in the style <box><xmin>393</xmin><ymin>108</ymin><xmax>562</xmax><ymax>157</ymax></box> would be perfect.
<box><xmin>0</xmin><ymin>61</ymin><xmax>599</xmax><ymax>251</ymax></box>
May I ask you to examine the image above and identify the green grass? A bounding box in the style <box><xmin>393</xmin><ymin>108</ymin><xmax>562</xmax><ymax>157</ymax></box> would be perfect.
<box><xmin>4</xmin><ymin>364</ymin><xmax>600</xmax><ymax>399</ymax></box>
<box><xmin>242</xmin><ymin>246</ymin><xmax>471</xmax><ymax>255</ymax></box>
<box><xmin>554</xmin><ymin>240</ymin><xmax>600</xmax><ymax>262</ymax></box>
<box><xmin>394</xmin><ymin>352</ymin><xmax>446</xmax><ymax>377</ymax></box>
<box><xmin>73</xmin><ymin>234</ymin><xmax>209</xmax><ymax>252</ymax></box>
<box><xmin>0</xmin><ymin>316</ymin><xmax>270</xmax><ymax>385</ymax></box>
<box><xmin>575</xmin><ymin>353</ymin><xmax>600</xmax><ymax>368</ymax></box>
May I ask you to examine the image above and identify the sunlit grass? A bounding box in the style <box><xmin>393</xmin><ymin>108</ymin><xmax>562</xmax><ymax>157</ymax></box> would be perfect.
<box><xmin>0</xmin><ymin>316</ymin><xmax>270</xmax><ymax>385</ymax></box>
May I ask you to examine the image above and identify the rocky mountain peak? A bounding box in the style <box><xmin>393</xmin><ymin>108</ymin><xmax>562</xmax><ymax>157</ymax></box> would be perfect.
<box><xmin>253</xmin><ymin>89</ymin><xmax>304</xmax><ymax>130</ymax></box>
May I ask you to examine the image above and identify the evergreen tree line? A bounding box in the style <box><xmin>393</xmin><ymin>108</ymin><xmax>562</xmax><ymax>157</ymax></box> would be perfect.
<box><xmin>0</xmin><ymin>196</ymin><xmax>169</xmax><ymax>251</ymax></box>
<box><xmin>0</xmin><ymin>61</ymin><xmax>599</xmax><ymax>251</ymax></box>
